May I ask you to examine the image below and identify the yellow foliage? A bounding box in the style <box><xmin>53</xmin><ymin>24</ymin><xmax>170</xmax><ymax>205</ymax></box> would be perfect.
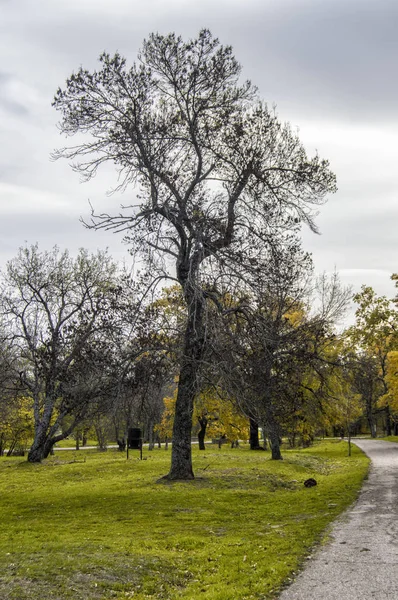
<box><xmin>155</xmin><ymin>387</ymin><xmax>249</xmax><ymax>443</ymax></box>
<box><xmin>0</xmin><ymin>395</ymin><xmax>34</xmax><ymax>453</ymax></box>
<box><xmin>154</xmin><ymin>394</ymin><xmax>176</xmax><ymax>440</ymax></box>
<box><xmin>379</xmin><ymin>351</ymin><xmax>398</xmax><ymax>414</ymax></box>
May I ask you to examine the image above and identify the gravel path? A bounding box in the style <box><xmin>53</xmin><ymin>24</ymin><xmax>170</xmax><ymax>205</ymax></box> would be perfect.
<box><xmin>278</xmin><ymin>439</ymin><xmax>398</xmax><ymax>599</ymax></box>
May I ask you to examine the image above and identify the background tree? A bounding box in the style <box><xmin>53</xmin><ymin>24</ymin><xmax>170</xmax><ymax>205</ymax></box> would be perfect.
<box><xmin>0</xmin><ymin>336</ymin><xmax>21</xmax><ymax>455</ymax></box>
<box><xmin>340</xmin><ymin>347</ymin><xmax>381</xmax><ymax>438</ymax></box>
<box><xmin>0</xmin><ymin>395</ymin><xmax>33</xmax><ymax>456</ymax></box>
<box><xmin>215</xmin><ymin>242</ymin><xmax>350</xmax><ymax>459</ymax></box>
<box><xmin>53</xmin><ymin>30</ymin><xmax>336</xmax><ymax>479</ymax></box>
<box><xmin>378</xmin><ymin>351</ymin><xmax>398</xmax><ymax>424</ymax></box>
<box><xmin>103</xmin><ymin>290</ymin><xmax>179</xmax><ymax>450</ymax></box>
<box><xmin>347</xmin><ymin>286</ymin><xmax>398</xmax><ymax>435</ymax></box>
<box><xmin>155</xmin><ymin>394</ymin><xmax>176</xmax><ymax>450</ymax></box>
<box><xmin>0</xmin><ymin>245</ymin><xmax>127</xmax><ymax>462</ymax></box>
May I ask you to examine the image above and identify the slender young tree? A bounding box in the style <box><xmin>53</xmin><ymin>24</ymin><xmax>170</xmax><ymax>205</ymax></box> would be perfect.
<box><xmin>53</xmin><ymin>30</ymin><xmax>336</xmax><ymax>479</ymax></box>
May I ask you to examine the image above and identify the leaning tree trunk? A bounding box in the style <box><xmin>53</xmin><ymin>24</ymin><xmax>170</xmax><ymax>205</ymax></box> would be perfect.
<box><xmin>28</xmin><ymin>401</ymin><xmax>55</xmax><ymax>462</ymax></box>
<box><xmin>167</xmin><ymin>288</ymin><xmax>205</xmax><ymax>480</ymax></box>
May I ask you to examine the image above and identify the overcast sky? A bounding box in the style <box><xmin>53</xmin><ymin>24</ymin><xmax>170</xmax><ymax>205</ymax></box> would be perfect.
<box><xmin>1</xmin><ymin>0</ymin><xmax>397</xmax><ymax>321</ymax></box>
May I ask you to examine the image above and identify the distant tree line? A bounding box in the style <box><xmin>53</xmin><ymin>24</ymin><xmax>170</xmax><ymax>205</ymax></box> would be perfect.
<box><xmin>3</xmin><ymin>241</ymin><xmax>397</xmax><ymax>469</ymax></box>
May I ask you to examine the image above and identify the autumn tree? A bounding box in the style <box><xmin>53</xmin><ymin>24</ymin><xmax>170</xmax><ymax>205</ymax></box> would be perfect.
<box><xmin>193</xmin><ymin>386</ymin><xmax>248</xmax><ymax>449</ymax></box>
<box><xmin>347</xmin><ymin>286</ymin><xmax>398</xmax><ymax>435</ymax></box>
<box><xmin>0</xmin><ymin>337</ymin><xmax>33</xmax><ymax>455</ymax></box>
<box><xmin>53</xmin><ymin>30</ymin><xmax>336</xmax><ymax>479</ymax></box>
<box><xmin>340</xmin><ymin>347</ymin><xmax>381</xmax><ymax>438</ymax></box>
<box><xmin>156</xmin><ymin>385</ymin><xmax>249</xmax><ymax>450</ymax></box>
<box><xmin>215</xmin><ymin>242</ymin><xmax>350</xmax><ymax>459</ymax></box>
<box><xmin>155</xmin><ymin>394</ymin><xmax>176</xmax><ymax>449</ymax></box>
<box><xmin>380</xmin><ymin>351</ymin><xmax>398</xmax><ymax>421</ymax></box>
<box><xmin>0</xmin><ymin>395</ymin><xmax>34</xmax><ymax>456</ymax></box>
<box><xmin>0</xmin><ymin>245</ymin><xmax>128</xmax><ymax>462</ymax></box>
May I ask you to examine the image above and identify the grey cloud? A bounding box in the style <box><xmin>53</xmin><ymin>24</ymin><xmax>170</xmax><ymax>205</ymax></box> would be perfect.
<box><xmin>0</xmin><ymin>72</ymin><xmax>29</xmax><ymax>116</ymax></box>
<box><xmin>0</xmin><ymin>0</ymin><xmax>397</xmax><ymax>317</ymax></box>
<box><xmin>302</xmin><ymin>207</ymin><xmax>398</xmax><ymax>272</ymax></box>
<box><xmin>3</xmin><ymin>0</ymin><xmax>397</xmax><ymax>122</ymax></box>
<box><xmin>221</xmin><ymin>0</ymin><xmax>398</xmax><ymax>122</ymax></box>
<box><xmin>0</xmin><ymin>97</ymin><xmax>29</xmax><ymax>116</ymax></box>
<box><xmin>0</xmin><ymin>210</ymin><xmax>130</xmax><ymax>267</ymax></box>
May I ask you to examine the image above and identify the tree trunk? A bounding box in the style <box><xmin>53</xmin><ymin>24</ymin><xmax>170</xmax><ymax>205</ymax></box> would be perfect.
<box><xmin>28</xmin><ymin>419</ymin><xmax>51</xmax><ymax>462</ymax></box>
<box><xmin>264</xmin><ymin>403</ymin><xmax>282</xmax><ymax>460</ymax></box>
<box><xmin>117</xmin><ymin>438</ymin><xmax>126</xmax><ymax>451</ymax></box>
<box><xmin>43</xmin><ymin>439</ymin><xmax>55</xmax><ymax>458</ymax></box>
<box><xmin>365</xmin><ymin>395</ymin><xmax>377</xmax><ymax>438</ymax></box>
<box><xmin>82</xmin><ymin>430</ymin><xmax>88</xmax><ymax>446</ymax></box>
<box><xmin>249</xmin><ymin>417</ymin><xmax>261</xmax><ymax>449</ymax></box>
<box><xmin>148</xmin><ymin>421</ymin><xmax>154</xmax><ymax>450</ymax></box>
<box><xmin>28</xmin><ymin>392</ymin><xmax>58</xmax><ymax>462</ymax></box>
<box><xmin>347</xmin><ymin>423</ymin><xmax>352</xmax><ymax>456</ymax></box>
<box><xmin>94</xmin><ymin>418</ymin><xmax>108</xmax><ymax>451</ymax></box>
<box><xmin>268</xmin><ymin>426</ymin><xmax>282</xmax><ymax>459</ymax></box>
<box><xmin>260</xmin><ymin>424</ymin><xmax>268</xmax><ymax>449</ymax></box>
<box><xmin>197</xmin><ymin>416</ymin><xmax>207</xmax><ymax>450</ymax></box>
<box><xmin>386</xmin><ymin>406</ymin><xmax>392</xmax><ymax>436</ymax></box>
<box><xmin>167</xmin><ymin>359</ymin><xmax>196</xmax><ymax>478</ymax></box>
<box><xmin>28</xmin><ymin>439</ymin><xmax>51</xmax><ymax>462</ymax></box>
<box><xmin>386</xmin><ymin>416</ymin><xmax>391</xmax><ymax>437</ymax></box>
<box><xmin>167</xmin><ymin>287</ymin><xmax>205</xmax><ymax>480</ymax></box>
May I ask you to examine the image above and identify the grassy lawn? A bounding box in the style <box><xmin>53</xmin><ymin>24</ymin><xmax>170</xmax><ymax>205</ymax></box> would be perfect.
<box><xmin>53</xmin><ymin>438</ymin><xmax>106</xmax><ymax>449</ymax></box>
<box><xmin>0</xmin><ymin>440</ymin><xmax>368</xmax><ymax>600</ymax></box>
<box><xmin>379</xmin><ymin>436</ymin><xmax>398</xmax><ymax>443</ymax></box>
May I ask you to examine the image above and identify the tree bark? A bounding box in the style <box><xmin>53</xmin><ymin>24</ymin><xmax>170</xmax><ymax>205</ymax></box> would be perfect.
<box><xmin>197</xmin><ymin>416</ymin><xmax>207</xmax><ymax>450</ymax></box>
<box><xmin>167</xmin><ymin>288</ymin><xmax>205</xmax><ymax>480</ymax></box>
<box><xmin>263</xmin><ymin>397</ymin><xmax>282</xmax><ymax>460</ymax></box>
<box><xmin>28</xmin><ymin>435</ymin><xmax>55</xmax><ymax>462</ymax></box>
<box><xmin>167</xmin><ymin>359</ymin><xmax>196</xmax><ymax>479</ymax></box>
<box><xmin>28</xmin><ymin>412</ymin><xmax>52</xmax><ymax>462</ymax></box>
<box><xmin>267</xmin><ymin>424</ymin><xmax>282</xmax><ymax>460</ymax></box>
<box><xmin>249</xmin><ymin>417</ymin><xmax>261</xmax><ymax>450</ymax></box>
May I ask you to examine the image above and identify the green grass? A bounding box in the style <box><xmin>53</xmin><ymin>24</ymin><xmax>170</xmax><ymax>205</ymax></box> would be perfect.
<box><xmin>379</xmin><ymin>435</ymin><xmax>398</xmax><ymax>443</ymax></box>
<box><xmin>53</xmin><ymin>438</ymin><xmax>105</xmax><ymax>449</ymax></box>
<box><xmin>0</xmin><ymin>440</ymin><xmax>369</xmax><ymax>600</ymax></box>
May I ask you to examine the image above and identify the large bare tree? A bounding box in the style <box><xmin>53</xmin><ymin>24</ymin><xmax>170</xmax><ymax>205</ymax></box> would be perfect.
<box><xmin>53</xmin><ymin>30</ymin><xmax>336</xmax><ymax>479</ymax></box>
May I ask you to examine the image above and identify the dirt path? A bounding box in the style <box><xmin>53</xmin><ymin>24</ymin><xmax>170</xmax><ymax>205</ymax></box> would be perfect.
<box><xmin>278</xmin><ymin>439</ymin><xmax>398</xmax><ymax>599</ymax></box>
